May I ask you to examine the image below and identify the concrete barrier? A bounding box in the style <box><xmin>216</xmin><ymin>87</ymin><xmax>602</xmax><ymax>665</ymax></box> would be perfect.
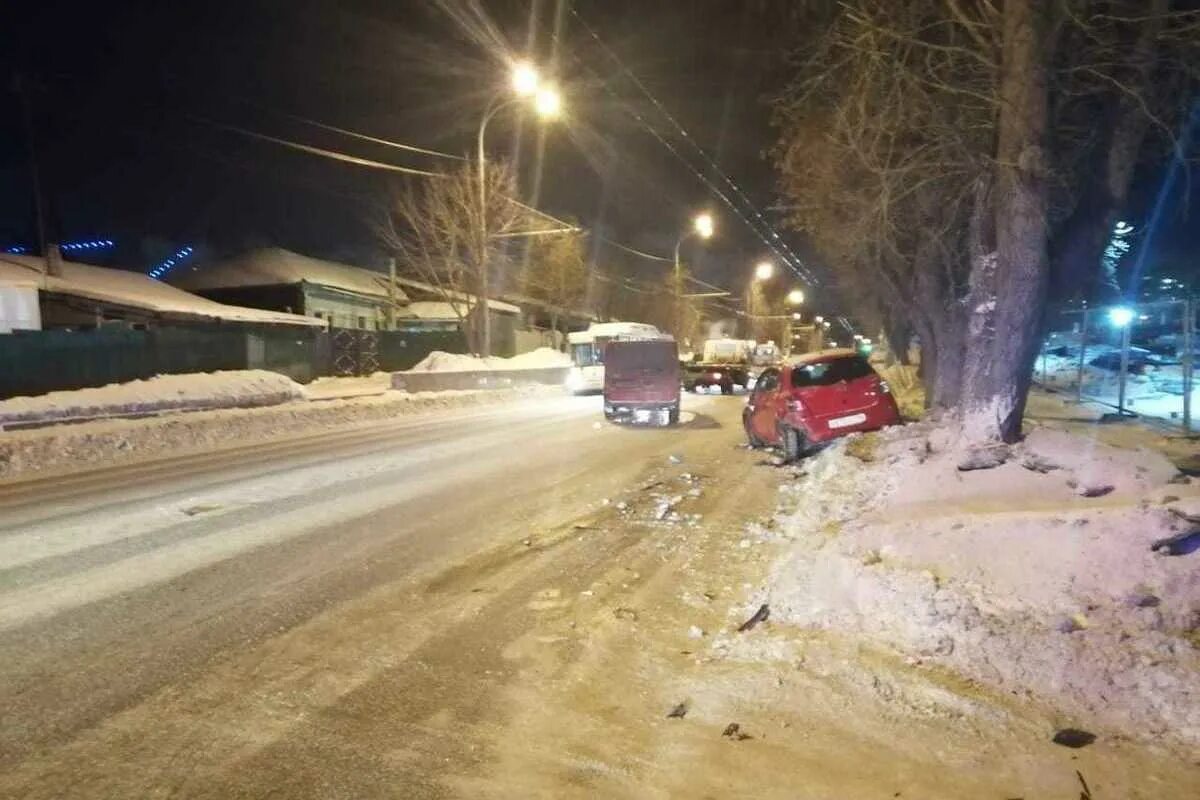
<box><xmin>392</xmin><ymin>366</ymin><xmax>570</xmax><ymax>393</ymax></box>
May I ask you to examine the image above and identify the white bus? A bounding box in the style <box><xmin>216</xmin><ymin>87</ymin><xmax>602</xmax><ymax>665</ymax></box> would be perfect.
<box><xmin>565</xmin><ymin>321</ymin><xmax>666</xmax><ymax>394</ymax></box>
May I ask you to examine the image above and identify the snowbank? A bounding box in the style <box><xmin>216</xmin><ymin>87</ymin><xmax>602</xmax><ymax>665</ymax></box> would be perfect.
<box><xmin>0</xmin><ymin>386</ymin><xmax>555</xmax><ymax>481</ymax></box>
<box><xmin>408</xmin><ymin>347</ymin><xmax>571</xmax><ymax>373</ymax></box>
<box><xmin>0</xmin><ymin>370</ymin><xmax>307</xmax><ymax>428</ymax></box>
<box><xmin>765</xmin><ymin>424</ymin><xmax>1200</xmax><ymax>750</ymax></box>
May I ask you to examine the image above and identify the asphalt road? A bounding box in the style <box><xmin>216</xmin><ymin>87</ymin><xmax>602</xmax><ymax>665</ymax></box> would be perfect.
<box><xmin>0</xmin><ymin>392</ymin><xmax>750</xmax><ymax>798</ymax></box>
<box><xmin>2</xmin><ymin>391</ymin><xmax>1191</xmax><ymax>799</ymax></box>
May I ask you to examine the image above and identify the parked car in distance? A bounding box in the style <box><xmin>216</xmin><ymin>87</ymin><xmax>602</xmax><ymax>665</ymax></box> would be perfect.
<box><xmin>743</xmin><ymin>349</ymin><xmax>900</xmax><ymax>460</ymax></box>
<box><xmin>604</xmin><ymin>338</ymin><xmax>681</xmax><ymax>426</ymax></box>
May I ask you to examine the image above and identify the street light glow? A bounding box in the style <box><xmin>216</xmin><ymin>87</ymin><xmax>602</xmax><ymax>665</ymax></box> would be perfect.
<box><xmin>787</xmin><ymin>288</ymin><xmax>805</xmax><ymax>305</ymax></box>
<box><xmin>694</xmin><ymin>213</ymin><xmax>714</xmax><ymax>239</ymax></box>
<box><xmin>1108</xmin><ymin>306</ymin><xmax>1135</xmax><ymax>327</ymax></box>
<box><xmin>512</xmin><ymin>62</ymin><xmax>539</xmax><ymax>96</ymax></box>
<box><xmin>534</xmin><ymin>86</ymin><xmax>562</xmax><ymax>118</ymax></box>
<box><xmin>755</xmin><ymin>261</ymin><xmax>774</xmax><ymax>281</ymax></box>
<box><xmin>792</xmin><ymin>312</ymin><xmax>801</xmax><ymax>321</ymax></box>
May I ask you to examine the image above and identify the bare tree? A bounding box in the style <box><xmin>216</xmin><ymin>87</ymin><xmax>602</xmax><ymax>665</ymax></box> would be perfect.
<box><xmin>772</xmin><ymin>0</ymin><xmax>1199</xmax><ymax>442</ymax></box>
<box><xmin>376</xmin><ymin>161</ymin><xmax>525</xmax><ymax>353</ymax></box>
<box><xmin>523</xmin><ymin>228</ymin><xmax>590</xmax><ymax>348</ymax></box>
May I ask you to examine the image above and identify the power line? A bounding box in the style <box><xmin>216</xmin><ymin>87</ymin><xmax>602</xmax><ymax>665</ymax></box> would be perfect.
<box><xmin>255</xmin><ymin>107</ymin><xmax>467</xmax><ymax>161</ymax></box>
<box><xmin>566</xmin><ymin>8</ymin><xmax>819</xmax><ymax>286</ymax></box>
<box><xmin>191</xmin><ymin>116</ymin><xmax>447</xmax><ymax>177</ymax></box>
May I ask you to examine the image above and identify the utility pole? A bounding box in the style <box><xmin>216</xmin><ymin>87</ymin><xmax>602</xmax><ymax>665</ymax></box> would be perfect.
<box><xmin>15</xmin><ymin>73</ymin><xmax>54</xmax><ymax>276</ymax></box>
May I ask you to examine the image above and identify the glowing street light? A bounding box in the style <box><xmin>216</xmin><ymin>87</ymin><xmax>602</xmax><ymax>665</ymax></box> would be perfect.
<box><xmin>787</xmin><ymin>288</ymin><xmax>805</xmax><ymax>305</ymax></box>
<box><xmin>792</xmin><ymin>312</ymin><xmax>802</xmax><ymax>321</ymax></box>
<box><xmin>754</xmin><ymin>261</ymin><xmax>774</xmax><ymax>281</ymax></box>
<box><xmin>694</xmin><ymin>212</ymin><xmax>714</xmax><ymax>239</ymax></box>
<box><xmin>1108</xmin><ymin>306</ymin><xmax>1135</xmax><ymax>327</ymax></box>
<box><xmin>534</xmin><ymin>86</ymin><xmax>562</xmax><ymax>118</ymax></box>
<box><xmin>512</xmin><ymin>61</ymin><xmax>539</xmax><ymax>96</ymax></box>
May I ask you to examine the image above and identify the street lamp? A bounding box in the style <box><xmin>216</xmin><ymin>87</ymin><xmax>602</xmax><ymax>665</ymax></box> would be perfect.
<box><xmin>754</xmin><ymin>261</ymin><xmax>774</xmax><ymax>281</ymax></box>
<box><xmin>787</xmin><ymin>288</ymin><xmax>805</xmax><ymax>305</ymax></box>
<box><xmin>673</xmin><ymin>212</ymin><xmax>716</xmax><ymax>340</ymax></box>
<box><xmin>476</xmin><ymin>61</ymin><xmax>564</xmax><ymax>356</ymax></box>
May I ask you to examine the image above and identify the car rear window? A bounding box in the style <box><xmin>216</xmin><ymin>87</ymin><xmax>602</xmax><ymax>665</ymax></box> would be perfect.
<box><xmin>789</xmin><ymin>356</ymin><xmax>874</xmax><ymax>387</ymax></box>
<box><xmin>606</xmin><ymin>340</ymin><xmax>678</xmax><ymax>371</ymax></box>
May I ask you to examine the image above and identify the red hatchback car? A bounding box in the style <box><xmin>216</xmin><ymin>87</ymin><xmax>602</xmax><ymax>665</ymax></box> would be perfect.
<box><xmin>743</xmin><ymin>349</ymin><xmax>900</xmax><ymax>460</ymax></box>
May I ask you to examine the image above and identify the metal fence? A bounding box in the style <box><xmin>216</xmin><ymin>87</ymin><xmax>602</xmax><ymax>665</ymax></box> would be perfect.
<box><xmin>0</xmin><ymin>326</ymin><xmax>469</xmax><ymax>400</ymax></box>
<box><xmin>1036</xmin><ymin>298</ymin><xmax>1195</xmax><ymax>433</ymax></box>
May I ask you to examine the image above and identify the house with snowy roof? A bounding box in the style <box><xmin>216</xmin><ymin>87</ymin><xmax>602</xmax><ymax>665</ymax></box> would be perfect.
<box><xmin>0</xmin><ymin>252</ymin><xmax>323</xmax><ymax>331</ymax></box>
<box><xmin>170</xmin><ymin>247</ymin><xmax>409</xmax><ymax>330</ymax></box>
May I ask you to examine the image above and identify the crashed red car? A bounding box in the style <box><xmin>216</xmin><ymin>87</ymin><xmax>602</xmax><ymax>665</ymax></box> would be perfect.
<box><xmin>743</xmin><ymin>349</ymin><xmax>901</xmax><ymax>460</ymax></box>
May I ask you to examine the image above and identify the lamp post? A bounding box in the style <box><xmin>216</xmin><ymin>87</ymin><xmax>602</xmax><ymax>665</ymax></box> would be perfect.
<box><xmin>787</xmin><ymin>288</ymin><xmax>805</xmax><ymax>305</ymax></box>
<box><xmin>673</xmin><ymin>212</ymin><xmax>713</xmax><ymax>341</ymax></box>
<box><xmin>476</xmin><ymin>62</ymin><xmax>562</xmax><ymax>356</ymax></box>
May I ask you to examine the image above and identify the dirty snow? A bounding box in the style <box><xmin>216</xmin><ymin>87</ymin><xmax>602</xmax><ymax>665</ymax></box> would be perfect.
<box><xmin>0</xmin><ymin>370</ymin><xmax>307</xmax><ymax>428</ymax></box>
<box><xmin>764</xmin><ymin>423</ymin><xmax>1200</xmax><ymax>750</ymax></box>
<box><xmin>408</xmin><ymin>347</ymin><xmax>571</xmax><ymax>373</ymax></box>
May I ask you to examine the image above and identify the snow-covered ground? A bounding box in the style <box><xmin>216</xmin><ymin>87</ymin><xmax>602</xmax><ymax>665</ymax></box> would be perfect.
<box><xmin>0</xmin><ymin>370</ymin><xmax>307</xmax><ymax>428</ymax></box>
<box><xmin>1037</xmin><ymin>348</ymin><xmax>1195</xmax><ymax>426</ymax></box>
<box><xmin>407</xmin><ymin>347</ymin><xmax>571</xmax><ymax>373</ymax></box>
<box><xmin>760</xmin><ymin>424</ymin><xmax>1199</xmax><ymax>750</ymax></box>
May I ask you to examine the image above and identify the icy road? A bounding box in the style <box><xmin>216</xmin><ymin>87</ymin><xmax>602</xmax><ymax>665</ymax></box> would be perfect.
<box><xmin>0</xmin><ymin>392</ymin><xmax>1190</xmax><ymax>799</ymax></box>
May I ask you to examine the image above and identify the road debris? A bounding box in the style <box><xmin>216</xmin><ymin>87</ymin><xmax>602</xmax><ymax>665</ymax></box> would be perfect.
<box><xmin>181</xmin><ymin>502</ymin><xmax>223</xmax><ymax>516</ymax></box>
<box><xmin>1051</xmin><ymin>728</ymin><xmax>1096</xmax><ymax>749</ymax></box>
<box><xmin>668</xmin><ymin>454</ymin><xmax>683</xmax><ymax>464</ymax></box>
<box><xmin>687</xmin><ymin>625</ymin><xmax>705</xmax><ymax>639</ymax></box>
<box><xmin>666</xmin><ymin>702</ymin><xmax>688</xmax><ymax>719</ymax></box>
<box><xmin>1151</xmin><ymin>529</ymin><xmax>1200</xmax><ymax>556</ymax></box>
<box><xmin>613</xmin><ymin>607</ymin><xmax>639</xmax><ymax>622</ymax></box>
<box><xmin>721</xmin><ymin>722</ymin><xmax>751</xmax><ymax>740</ymax></box>
<box><xmin>957</xmin><ymin>445</ymin><xmax>1009</xmax><ymax>471</ymax></box>
<box><xmin>737</xmin><ymin>603</ymin><xmax>770</xmax><ymax>632</ymax></box>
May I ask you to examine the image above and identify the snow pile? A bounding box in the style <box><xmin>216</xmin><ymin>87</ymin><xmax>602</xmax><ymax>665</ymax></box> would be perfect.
<box><xmin>408</xmin><ymin>347</ymin><xmax>570</xmax><ymax>373</ymax></box>
<box><xmin>0</xmin><ymin>386</ymin><xmax>556</xmax><ymax>480</ymax></box>
<box><xmin>766</xmin><ymin>424</ymin><xmax>1200</xmax><ymax>750</ymax></box>
<box><xmin>0</xmin><ymin>370</ymin><xmax>307</xmax><ymax>428</ymax></box>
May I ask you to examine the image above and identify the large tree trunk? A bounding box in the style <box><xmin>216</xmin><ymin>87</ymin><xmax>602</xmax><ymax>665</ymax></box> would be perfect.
<box><xmin>962</xmin><ymin>0</ymin><xmax>1052</xmax><ymax>443</ymax></box>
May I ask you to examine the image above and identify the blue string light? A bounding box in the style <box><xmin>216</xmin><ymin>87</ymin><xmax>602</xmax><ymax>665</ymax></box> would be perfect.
<box><xmin>148</xmin><ymin>245</ymin><xmax>195</xmax><ymax>280</ymax></box>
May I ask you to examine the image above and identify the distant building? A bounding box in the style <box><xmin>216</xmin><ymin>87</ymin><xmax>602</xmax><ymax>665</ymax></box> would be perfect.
<box><xmin>171</xmin><ymin>247</ymin><xmax>407</xmax><ymax>330</ymax></box>
<box><xmin>0</xmin><ymin>253</ymin><xmax>321</xmax><ymax>331</ymax></box>
<box><xmin>390</xmin><ymin>275</ymin><xmax>524</xmax><ymax>355</ymax></box>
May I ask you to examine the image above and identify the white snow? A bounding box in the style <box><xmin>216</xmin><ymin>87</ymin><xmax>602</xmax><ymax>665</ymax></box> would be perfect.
<box><xmin>0</xmin><ymin>385</ymin><xmax>559</xmax><ymax>481</ymax></box>
<box><xmin>0</xmin><ymin>370</ymin><xmax>307</xmax><ymax>427</ymax></box>
<box><xmin>407</xmin><ymin>347</ymin><xmax>571</xmax><ymax>373</ymax></box>
<box><xmin>765</xmin><ymin>423</ymin><xmax>1200</xmax><ymax>750</ymax></box>
<box><xmin>0</xmin><ymin>254</ymin><xmax>323</xmax><ymax>327</ymax></box>
<box><xmin>169</xmin><ymin>247</ymin><xmax>407</xmax><ymax>301</ymax></box>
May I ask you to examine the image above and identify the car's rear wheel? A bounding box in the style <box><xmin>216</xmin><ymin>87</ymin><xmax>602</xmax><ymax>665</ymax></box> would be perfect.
<box><xmin>781</xmin><ymin>426</ymin><xmax>808</xmax><ymax>462</ymax></box>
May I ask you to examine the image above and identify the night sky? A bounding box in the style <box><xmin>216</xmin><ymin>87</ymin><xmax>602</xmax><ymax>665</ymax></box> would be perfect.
<box><xmin>1</xmin><ymin>0</ymin><xmax>1196</xmax><ymax>315</ymax></box>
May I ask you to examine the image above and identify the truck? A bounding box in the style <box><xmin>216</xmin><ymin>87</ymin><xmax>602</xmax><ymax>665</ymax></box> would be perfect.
<box><xmin>684</xmin><ymin>338</ymin><xmax>754</xmax><ymax>394</ymax></box>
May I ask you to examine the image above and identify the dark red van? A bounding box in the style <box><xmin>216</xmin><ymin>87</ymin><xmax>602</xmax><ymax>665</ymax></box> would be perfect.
<box><xmin>603</xmin><ymin>338</ymin><xmax>681</xmax><ymax>426</ymax></box>
<box><xmin>743</xmin><ymin>349</ymin><xmax>900</xmax><ymax>459</ymax></box>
